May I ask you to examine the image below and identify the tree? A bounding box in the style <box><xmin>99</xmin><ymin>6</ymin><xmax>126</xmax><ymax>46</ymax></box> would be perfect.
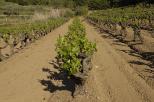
<box><xmin>88</xmin><ymin>0</ymin><xmax>110</xmax><ymax>10</ymax></box>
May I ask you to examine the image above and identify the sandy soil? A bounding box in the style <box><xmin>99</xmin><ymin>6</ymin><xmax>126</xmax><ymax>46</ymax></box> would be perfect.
<box><xmin>0</xmin><ymin>19</ymin><xmax>154</xmax><ymax>102</ymax></box>
<box><xmin>100</xmin><ymin>30</ymin><xmax>154</xmax><ymax>89</ymax></box>
<box><xmin>0</xmin><ymin>20</ymin><xmax>72</xmax><ymax>102</ymax></box>
<box><xmin>82</xmin><ymin>21</ymin><xmax>154</xmax><ymax>102</ymax></box>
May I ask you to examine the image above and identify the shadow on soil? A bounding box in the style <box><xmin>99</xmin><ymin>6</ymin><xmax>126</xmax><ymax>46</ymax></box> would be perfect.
<box><xmin>98</xmin><ymin>29</ymin><xmax>154</xmax><ymax>69</ymax></box>
<box><xmin>39</xmin><ymin>60</ymin><xmax>83</xmax><ymax>97</ymax></box>
<box><xmin>119</xmin><ymin>49</ymin><xmax>154</xmax><ymax>69</ymax></box>
<box><xmin>94</xmin><ymin>25</ymin><xmax>154</xmax><ymax>72</ymax></box>
<box><xmin>39</xmin><ymin>68</ymin><xmax>75</xmax><ymax>96</ymax></box>
<box><xmin>87</xmin><ymin>20</ymin><xmax>154</xmax><ymax>85</ymax></box>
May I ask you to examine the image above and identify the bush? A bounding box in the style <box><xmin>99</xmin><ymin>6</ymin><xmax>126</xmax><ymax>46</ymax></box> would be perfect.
<box><xmin>63</xmin><ymin>9</ymin><xmax>74</xmax><ymax>18</ymax></box>
<box><xmin>3</xmin><ymin>7</ymin><xmax>19</xmax><ymax>16</ymax></box>
<box><xmin>75</xmin><ymin>6</ymin><xmax>88</xmax><ymax>16</ymax></box>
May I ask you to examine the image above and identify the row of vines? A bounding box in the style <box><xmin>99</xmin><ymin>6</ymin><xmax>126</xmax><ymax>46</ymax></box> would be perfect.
<box><xmin>0</xmin><ymin>17</ymin><xmax>68</xmax><ymax>61</ymax></box>
<box><xmin>87</xmin><ymin>6</ymin><xmax>154</xmax><ymax>42</ymax></box>
<box><xmin>55</xmin><ymin>18</ymin><xmax>96</xmax><ymax>82</ymax></box>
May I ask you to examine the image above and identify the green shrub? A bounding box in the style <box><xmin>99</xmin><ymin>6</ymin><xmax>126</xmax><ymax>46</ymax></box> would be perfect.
<box><xmin>75</xmin><ymin>6</ymin><xmax>88</xmax><ymax>16</ymax></box>
<box><xmin>63</xmin><ymin>9</ymin><xmax>74</xmax><ymax>18</ymax></box>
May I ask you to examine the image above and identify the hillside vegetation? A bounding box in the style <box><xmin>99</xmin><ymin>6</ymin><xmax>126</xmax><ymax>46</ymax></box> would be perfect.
<box><xmin>0</xmin><ymin>0</ymin><xmax>73</xmax><ymax>61</ymax></box>
<box><xmin>4</xmin><ymin>0</ymin><xmax>154</xmax><ymax>9</ymax></box>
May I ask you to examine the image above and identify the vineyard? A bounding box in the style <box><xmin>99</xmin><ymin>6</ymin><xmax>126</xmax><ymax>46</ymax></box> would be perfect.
<box><xmin>87</xmin><ymin>6</ymin><xmax>154</xmax><ymax>37</ymax></box>
<box><xmin>87</xmin><ymin>6</ymin><xmax>154</xmax><ymax>88</ymax></box>
<box><xmin>0</xmin><ymin>0</ymin><xmax>74</xmax><ymax>61</ymax></box>
<box><xmin>0</xmin><ymin>0</ymin><xmax>154</xmax><ymax>102</ymax></box>
<box><xmin>0</xmin><ymin>18</ymin><xmax>68</xmax><ymax>61</ymax></box>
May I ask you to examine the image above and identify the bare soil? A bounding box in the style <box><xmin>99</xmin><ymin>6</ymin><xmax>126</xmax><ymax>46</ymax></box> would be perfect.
<box><xmin>100</xmin><ymin>29</ymin><xmax>154</xmax><ymax>89</ymax></box>
<box><xmin>0</xmin><ymin>19</ymin><xmax>154</xmax><ymax>102</ymax></box>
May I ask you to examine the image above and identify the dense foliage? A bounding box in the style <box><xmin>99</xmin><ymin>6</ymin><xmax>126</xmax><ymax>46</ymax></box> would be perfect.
<box><xmin>88</xmin><ymin>0</ymin><xmax>154</xmax><ymax>9</ymax></box>
<box><xmin>5</xmin><ymin>0</ymin><xmax>75</xmax><ymax>7</ymax></box>
<box><xmin>4</xmin><ymin>0</ymin><xmax>154</xmax><ymax>9</ymax></box>
<box><xmin>56</xmin><ymin>18</ymin><xmax>96</xmax><ymax>75</ymax></box>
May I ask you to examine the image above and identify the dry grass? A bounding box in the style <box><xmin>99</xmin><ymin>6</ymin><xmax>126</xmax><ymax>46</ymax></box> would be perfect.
<box><xmin>0</xmin><ymin>8</ymin><xmax>68</xmax><ymax>25</ymax></box>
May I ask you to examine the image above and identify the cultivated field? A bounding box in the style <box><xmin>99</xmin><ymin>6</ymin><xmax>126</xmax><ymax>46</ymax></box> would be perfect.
<box><xmin>0</xmin><ymin>0</ymin><xmax>154</xmax><ymax>102</ymax></box>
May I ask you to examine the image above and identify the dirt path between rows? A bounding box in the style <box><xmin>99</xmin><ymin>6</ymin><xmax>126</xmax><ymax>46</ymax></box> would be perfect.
<box><xmin>83</xmin><ymin>21</ymin><xmax>154</xmax><ymax>102</ymax></box>
<box><xmin>0</xmin><ymin>20</ymin><xmax>72</xmax><ymax>102</ymax></box>
<box><xmin>0</xmin><ymin>19</ymin><xmax>153</xmax><ymax>102</ymax></box>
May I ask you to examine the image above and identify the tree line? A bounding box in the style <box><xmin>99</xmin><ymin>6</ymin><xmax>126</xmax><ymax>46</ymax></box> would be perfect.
<box><xmin>5</xmin><ymin>0</ymin><xmax>154</xmax><ymax>9</ymax></box>
<box><xmin>88</xmin><ymin>0</ymin><xmax>154</xmax><ymax>9</ymax></box>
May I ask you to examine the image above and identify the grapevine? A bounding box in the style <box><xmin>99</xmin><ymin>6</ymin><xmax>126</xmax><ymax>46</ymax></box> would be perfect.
<box><xmin>56</xmin><ymin>18</ymin><xmax>96</xmax><ymax>76</ymax></box>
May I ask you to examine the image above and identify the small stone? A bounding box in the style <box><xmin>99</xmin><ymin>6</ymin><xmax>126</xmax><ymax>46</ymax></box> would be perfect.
<box><xmin>96</xmin><ymin>96</ymin><xmax>100</xmax><ymax>100</ymax></box>
<box><xmin>95</xmin><ymin>65</ymin><xmax>99</xmax><ymax>68</ymax></box>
